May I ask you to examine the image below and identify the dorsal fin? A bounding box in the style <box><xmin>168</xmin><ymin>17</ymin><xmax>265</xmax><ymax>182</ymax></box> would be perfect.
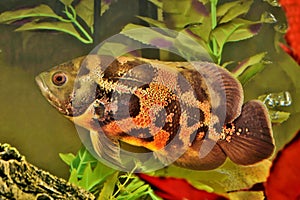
<box><xmin>190</xmin><ymin>62</ymin><xmax>244</xmax><ymax>124</ymax></box>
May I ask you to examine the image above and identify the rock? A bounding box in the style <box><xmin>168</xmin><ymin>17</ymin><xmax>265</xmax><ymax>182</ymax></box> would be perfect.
<box><xmin>0</xmin><ymin>143</ymin><xmax>95</xmax><ymax>200</ymax></box>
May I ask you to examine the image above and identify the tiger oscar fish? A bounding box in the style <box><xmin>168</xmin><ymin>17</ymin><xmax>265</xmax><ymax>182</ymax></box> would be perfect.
<box><xmin>35</xmin><ymin>55</ymin><xmax>274</xmax><ymax>170</ymax></box>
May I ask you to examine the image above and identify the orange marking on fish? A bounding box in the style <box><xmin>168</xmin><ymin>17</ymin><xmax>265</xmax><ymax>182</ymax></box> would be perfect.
<box><xmin>198</xmin><ymin>100</ymin><xmax>211</xmax><ymax>125</ymax></box>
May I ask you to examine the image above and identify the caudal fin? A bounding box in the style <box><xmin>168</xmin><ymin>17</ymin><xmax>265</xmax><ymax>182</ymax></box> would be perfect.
<box><xmin>218</xmin><ymin>100</ymin><xmax>274</xmax><ymax>165</ymax></box>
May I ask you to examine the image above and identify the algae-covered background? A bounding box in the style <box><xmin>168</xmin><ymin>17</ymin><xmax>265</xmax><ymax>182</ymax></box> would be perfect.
<box><xmin>0</xmin><ymin>0</ymin><xmax>299</xmax><ymax>199</ymax></box>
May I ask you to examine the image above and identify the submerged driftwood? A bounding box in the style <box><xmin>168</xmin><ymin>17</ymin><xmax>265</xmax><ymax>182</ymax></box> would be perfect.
<box><xmin>0</xmin><ymin>143</ymin><xmax>95</xmax><ymax>200</ymax></box>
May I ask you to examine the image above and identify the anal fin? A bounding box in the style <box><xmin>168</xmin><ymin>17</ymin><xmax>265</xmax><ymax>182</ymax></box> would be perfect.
<box><xmin>174</xmin><ymin>139</ymin><xmax>227</xmax><ymax>170</ymax></box>
<box><xmin>89</xmin><ymin>130</ymin><xmax>123</xmax><ymax>168</ymax></box>
<box><xmin>218</xmin><ymin>100</ymin><xmax>275</xmax><ymax>165</ymax></box>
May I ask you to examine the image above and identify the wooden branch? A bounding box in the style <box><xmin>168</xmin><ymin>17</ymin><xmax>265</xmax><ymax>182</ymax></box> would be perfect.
<box><xmin>0</xmin><ymin>143</ymin><xmax>95</xmax><ymax>200</ymax></box>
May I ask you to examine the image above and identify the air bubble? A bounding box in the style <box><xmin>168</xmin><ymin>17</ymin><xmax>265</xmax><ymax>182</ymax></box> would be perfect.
<box><xmin>258</xmin><ymin>91</ymin><xmax>292</xmax><ymax>108</ymax></box>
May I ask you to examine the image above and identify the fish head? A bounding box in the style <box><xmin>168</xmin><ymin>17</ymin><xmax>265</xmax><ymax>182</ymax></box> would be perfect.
<box><xmin>35</xmin><ymin>56</ymin><xmax>106</xmax><ymax>118</ymax></box>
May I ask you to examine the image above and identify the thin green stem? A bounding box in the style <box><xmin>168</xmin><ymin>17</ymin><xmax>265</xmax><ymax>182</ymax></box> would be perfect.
<box><xmin>111</xmin><ymin>166</ymin><xmax>138</xmax><ymax>198</ymax></box>
<box><xmin>64</xmin><ymin>5</ymin><xmax>93</xmax><ymax>43</ymax></box>
<box><xmin>210</xmin><ymin>0</ymin><xmax>219</xmax><ymax>63</ymax></box>
<box><xmin>217</xmin><ymin>24</ymin><xmax>242</xmax><ymax>65</ymax></box>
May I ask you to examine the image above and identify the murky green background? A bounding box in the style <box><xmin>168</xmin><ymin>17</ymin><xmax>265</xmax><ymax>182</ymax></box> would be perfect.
<box><xmin>0</xmin><ymin>27</ymin><xmax>86</xmax><ymax>178</ymax></box>
<box><xmin>0</xmin><ymin>0</ymin><xmax>299</xmax><ymax>181</ymax></box>
<box><xmin>0</xmin><ymin>0</ymin><xmax>145</xmax><ymax>179</ymax></box>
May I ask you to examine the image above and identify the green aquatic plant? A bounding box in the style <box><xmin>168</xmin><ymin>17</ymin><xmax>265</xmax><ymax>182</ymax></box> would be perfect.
<box><xmin>59</xmin><ymin>147</ymin><xmax>161</xmax><ymax>199</ymax></box>
<box><xmin>0</xmin><ymin>0</ymin><xmax>112</xmax><ymax>44</ymax></box>
<box><xmin>0</xmin><ymin>0</ymin><xmax>274</xmax><ymax>83</ymax></box>
<box><xmin>123</xmin><ymin>0</ymin><xmax>274</xmax><ymax>67</ymax></box>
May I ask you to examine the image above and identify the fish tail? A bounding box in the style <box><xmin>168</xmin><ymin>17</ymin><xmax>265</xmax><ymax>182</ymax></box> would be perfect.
<box><xmin>218</xmin><ymin>100</ymin><xmax>275</xmax><ymax>165</ymax></box>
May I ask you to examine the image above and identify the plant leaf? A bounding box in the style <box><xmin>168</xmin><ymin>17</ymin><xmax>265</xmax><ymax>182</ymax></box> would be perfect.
<box><xmin>186</xmin><ymin>15</ymin><xmax>212</xmax><ymax>42</ymax></box>
<box><xmin>124</xmin><ymin>177</ymin><xmax>146</xmax><ymax>192</ymax></box>
<box><xmin>162</xmin><ymin>0</ymin><xmax>191</xmax><ymax>14</ymax></box>
<box><xmin>268</xmin><ymin>110</ymin><xmax>290</xmax><ymax>124</ymax></box>
<box><xmin>128</xmin><ymin>185</ymin><xmax>150</xmax><ymax>199</ymax></box>
<box><xmin>117</xmin><ymin>178</ymin><xmax>150</xmax><ymax>200</ymax></box>
<box><xmin>78</xmin><ymin>162</ymin><xmax>115</xmax><ymax>192</ymax></box>
<box><xmin>59</xmin><ymin>153</ymin><xmax>76</xmax><ymax>166</ymax></box>
<box><xmin>85</xmin><ymin>161</ymin><xmax>116</xmax><ymax>191</ymax></box>
<box><xmin>0</xmin><ymin>4</ymin><xmax>62</xmax><ymax>24</ymax></box>
<box><xmin>98</xmin><ymin>172</ymin><xmax>119</xmax><ymax>200</ymax></box>
<box><xmin>16</xmin><ymin>21</ymin><xmax>92</xmax><ymax>43</ymax></box>
<box><xmin>122</xmin><ymin>24</ymin><xmax>211</xmax><ymax>61</ymax></box>
<box><xmin>217</xmin><ymin>0</ymin><xmax>243</xmax><ymax>17</ymax></box>
<box><xmin>237</xmin><ymin>63</ymin><xmax>265</xmax><ymax>85</ymax></box>
<box><xmin>69</xmin><ymin>168</ymin><xmax>79</xmax><ymax>185</ymax></box>
<box><xmin>121</xmin><ymin>23</ymin><xmax>175</xmax><ymax>48</ymax></box>
<box><xmin>232</xmin><ymin>52</ymin><xmax>267</xmax><ymax>77</ymax></box>
<box><xmin>70</xmin><ymin>147</ymin><xmax>98</xmax><ymax>178</ymax></box>
<box><xmin>219</xmin><ymin>0</ymin><xmax>253</xmax><ymax>24</ymax></box>
<box><xmin>79</xmin><ymin>163</ymin><xmax>94</xmax><ymax>190</ymax></box>
<box><xmin>174</xmin><ymin>30</ymin><xmax>212</xmax><ymax>61</ymax></box>
<box><xmin>162</xmin><ymin>0</ymin><xmax>209</xmax><ymax>29</ymax></box>
<box><xmin>75</xmin><ymin>0</ymin><xmax>94</xmax><ymax>28</ymax></box>
<box><xmin>97</xmin><ymin>42</ymin><xmax>140</xmax><ymax>57</ymax></box>
<box><xmin>212</xmin><ymin>19</ymin><xmax>262</xmax><ymax>51</ymax></box>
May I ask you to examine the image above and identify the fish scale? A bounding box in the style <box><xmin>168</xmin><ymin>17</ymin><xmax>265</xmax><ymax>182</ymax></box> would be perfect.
<box><xmin>36</xmin><ymin>55</ymin><xmax>275</xmax><ymax>170</ymax></box>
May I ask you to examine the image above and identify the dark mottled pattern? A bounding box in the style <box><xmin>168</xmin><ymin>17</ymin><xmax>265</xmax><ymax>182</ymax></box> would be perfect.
<box><xmin>117</xmin><ymin>63</ymin><xmax>155</xmax><ymax>88</ymax></box>
<box><xmin>154</xmin><ymin>109</ymin><xmax>167</xmax><ymax>129</ymax></box>
<box><xmin>94</xmin><ymin>110</ymin><xmax>114</xmax><ymax>126</ymax></box>
<box><xmin>77</xmin><ymin>60</ymin><xmax>90</xmax><ymax>76</ymax></box>
<box><xmin>95</xmin><ymin>84</ymin><xmax>106</xmax><ymax>100</ymax></box>
<box><xmin>176</xmin><ymin>71</ymin><xmax>192</xmax><ymax>93</ymax></box>
<box><xmin>39</xmin><ymin>55</ymin><xmax>275</xmax><ymax>170</ymax></box>
<box><xmin>129</xmin><ymin>94</ymin><xmax>141</xmax><ymax>118</ymax></box>
<box><xmin>103</xmin><ymin>59</ymin><xmax>150</xmax><ymax>82</ymax></box>
<box><xmin>179</xmin><ymin>69</ymin><xmax>209</xmax><ymax>102</ymax></box>
<box><xmin>112</xmin><ymin>93</ymin><xmax>132</xmax><ymax>119</ymax></box>
<box><xmin>163</xmin><ymin>99</ymin><xmax>181</xmax><ymax>145</ymax></box>
<box><xmin>186</xmin><ymin>106</ymin><xmax>203</xmax><ymax>127</ymax></box>
<box><xmin>189</xmin><ymin>124</ymin><xmax>209</xmax><ymax>146</ymax></box>
<box><xmin>140</xmin><ymin>84</ymin><xmax>150</xmax><ymax>90</ymax></box>
<box><xmin>70</xmin><ymin>81</ymin><xmax>98</xmax><ymax>117</ymax></box>
<box><xmin>127</xmin><ymin>127</ymin><xmax>154</xmax><ymax>142</ymax></box>
<box><xmin>94</xmin><ymin>102</ymin><xmax>105</xmax><ymax>118</ymax></box>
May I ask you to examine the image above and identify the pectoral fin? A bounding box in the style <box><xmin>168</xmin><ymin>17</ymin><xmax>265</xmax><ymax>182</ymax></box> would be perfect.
<box><xmin>89</xmin><ymin>130</ymin><xmax>123</xmax><ymax>167</ymax></box>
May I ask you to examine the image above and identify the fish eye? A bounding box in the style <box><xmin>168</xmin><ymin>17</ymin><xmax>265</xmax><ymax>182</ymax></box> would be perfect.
<box><xmin>52</xmin><ymin>72</ymin><xmax>67</xmax><ymax>86</ymax></box>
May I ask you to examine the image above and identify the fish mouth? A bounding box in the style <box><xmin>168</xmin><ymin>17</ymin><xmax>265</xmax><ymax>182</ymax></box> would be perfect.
<box><xmin>35</xmin><ymin>75</ymin><xmax>69</xmax><ymax>115</ymax></box>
